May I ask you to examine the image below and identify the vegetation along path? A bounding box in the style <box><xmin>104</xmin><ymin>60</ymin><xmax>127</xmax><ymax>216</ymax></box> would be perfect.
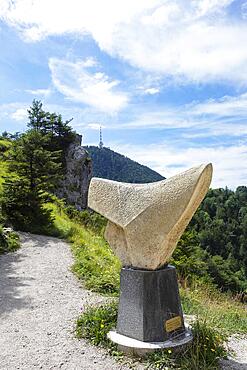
<box><xmin>0</xmin><ymin>233</ymin><xmax>133</xmax><ymax>370</ymax></box>
<box><xmin>0</xmin><ymin>233</ymin><xmax>246</xmax><ymax>370</ymax></box>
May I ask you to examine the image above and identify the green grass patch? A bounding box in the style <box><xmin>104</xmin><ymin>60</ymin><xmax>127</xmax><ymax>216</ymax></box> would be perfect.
<box><xmin>76</xmin><ymin>302</ymin><xmax>228</xmax><ymax>370</ymax></box>
<box><xmin>0</xmin><ymin>139</ymin><xmax>11</xmax><ymax>193</ymax></box>
<box><xmin>45</xmin><ymin>202</ymin><xmax>121</xmax><ymax>295</ymax></box>
<box><xmin>76</xmin><ymin>301</ymin><xmax>118</xmax><ymax>348</ymax></box>
<box><xmin>181</xmin><ymin>285</ymin><xmax>247</xmax><ymax>335</ymax></box>
<box><xmin>0</xmin><ymin>161</ymin><xmax>8</xmax><ymax>193</ymax></box>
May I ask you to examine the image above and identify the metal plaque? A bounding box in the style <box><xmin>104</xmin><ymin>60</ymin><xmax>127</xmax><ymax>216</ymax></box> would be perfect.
<box><xmin>165</xmin><ymin>316</ymin><xmax>182</xmax><ymax>332</ymax></box>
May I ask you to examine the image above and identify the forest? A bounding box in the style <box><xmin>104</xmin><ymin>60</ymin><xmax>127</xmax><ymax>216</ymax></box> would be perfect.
<box><xmin>85</xmin><ymin>145</ymin><xmax>164</xmax><ymax>183</ymax></box>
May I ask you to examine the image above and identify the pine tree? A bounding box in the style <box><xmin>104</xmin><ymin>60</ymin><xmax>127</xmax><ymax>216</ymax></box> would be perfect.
<box><xmin>2</xmin><ymin>130</ymin><xmax>62</xmax><ymax>232</ymax></box>
<box><xmin>27</xmin><ymin>100</ymin><xmax>47</xmax><ymax>131</ymax></box>
<box><xmin>27</xmin><ymin>100</ymin><xmax>76</xmax><ymax>166</ymax></box>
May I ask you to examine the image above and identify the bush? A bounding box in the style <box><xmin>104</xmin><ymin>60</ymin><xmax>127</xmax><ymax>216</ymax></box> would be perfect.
<box><xmin>0</xmin><ymin>225</ymin><xmax>20</xmax><ymax>254</ymax></box>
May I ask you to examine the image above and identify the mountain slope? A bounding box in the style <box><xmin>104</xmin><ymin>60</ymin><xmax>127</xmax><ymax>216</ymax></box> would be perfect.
<box><xmin>84</xmin><ymin>146</ymin><xmax>164</xmax><ymax>183</ymax></box>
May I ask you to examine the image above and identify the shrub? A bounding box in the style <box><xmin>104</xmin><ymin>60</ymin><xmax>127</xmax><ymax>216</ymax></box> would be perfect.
<box><xmin>0</xmin><ymin>225</ymin><xmax>20</xmax><ymax>254</ymax></box>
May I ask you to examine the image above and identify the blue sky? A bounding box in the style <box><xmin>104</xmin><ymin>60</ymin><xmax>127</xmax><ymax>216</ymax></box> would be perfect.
<box><xmin>1</xmin><ymin>0</ymin><xmax>247</xmax><ymax>188</ymax></box>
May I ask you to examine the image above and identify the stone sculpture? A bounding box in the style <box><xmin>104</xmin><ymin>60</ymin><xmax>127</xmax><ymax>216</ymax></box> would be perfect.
<box><xmin>88</xmin><ymin>163</ymin><xmax>213</xmax><ymax>269</ymax></box>
<box><xmin>88</xmin><ymin>163</ymin><xmax>213</xmax><ymax>352</ymax></box>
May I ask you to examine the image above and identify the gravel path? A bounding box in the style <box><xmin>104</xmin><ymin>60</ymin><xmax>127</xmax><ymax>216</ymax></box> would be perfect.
<box><xmin>0</xmin><ymin>232</ymin><xmax>246</xmax><ymax>370</ymax></box>
<box><xmin>220</xmin><ymin>335</ymin><xmax>247</xmax><ymax>370</ymax></box>
<box><xmin>0</xmin><ymin>233</ymin><xmax>134</xmax><ymax>370</ymax></box>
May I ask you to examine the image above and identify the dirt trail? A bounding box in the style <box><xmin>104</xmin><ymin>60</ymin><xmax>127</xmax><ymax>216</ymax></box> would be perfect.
<box><xmin>0</xmin><ymin>233</ymin><xmax>132</xmax><ymax>370</ymax></box>
<box><xmin>0</xmin><ymin>232</ymin><xmax>246</xmax><ymax>370</ymax></box>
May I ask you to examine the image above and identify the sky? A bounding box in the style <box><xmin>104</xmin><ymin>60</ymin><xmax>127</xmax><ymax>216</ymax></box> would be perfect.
<box><xmin>0</xmin><ymin>0</ymin><xmax>247</xmax><ymax>188</ymax></box>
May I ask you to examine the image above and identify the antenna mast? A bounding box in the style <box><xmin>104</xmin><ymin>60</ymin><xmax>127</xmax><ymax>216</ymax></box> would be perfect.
<box><xmin>99</xmin><ymin>126</ymin><xmax>104</xmax><ymax>149</ymax></box>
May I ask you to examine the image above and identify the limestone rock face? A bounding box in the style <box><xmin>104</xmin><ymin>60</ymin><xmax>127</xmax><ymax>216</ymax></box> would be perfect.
<box><xmin>58</xmin><ymin>135</ymin><xmax>92</xmax><ymax>210</ymax></box>
<box><xmin>88</xmin><ymin>163</ymin><xmax>213</xmax><ymax>270</ymax></box>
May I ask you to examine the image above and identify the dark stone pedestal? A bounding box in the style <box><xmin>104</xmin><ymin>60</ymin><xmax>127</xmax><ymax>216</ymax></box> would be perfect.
<box><xmin>117</xmin><ymin>265</ymin><xmax>185</xmax><ymax>342</ymax></box>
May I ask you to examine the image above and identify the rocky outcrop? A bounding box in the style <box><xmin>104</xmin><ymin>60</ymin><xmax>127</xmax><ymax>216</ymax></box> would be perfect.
<box><xmin>58</xmin><ymin>135</ymin><xmax>92</xmax><ymax>210</ymax></box>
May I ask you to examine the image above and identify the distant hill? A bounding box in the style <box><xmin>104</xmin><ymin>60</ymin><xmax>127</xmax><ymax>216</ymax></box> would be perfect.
<box><xmin>84</xmin><ymin>146</ymin><xmax>165</xmax><ymax>183</ymax></box>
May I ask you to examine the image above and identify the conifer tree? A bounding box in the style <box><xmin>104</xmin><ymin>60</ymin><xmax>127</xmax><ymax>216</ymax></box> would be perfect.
<box><xmin>2</xmin><ymin>130</ymin><xmax>62</xmax><ymax>232</ymax></box>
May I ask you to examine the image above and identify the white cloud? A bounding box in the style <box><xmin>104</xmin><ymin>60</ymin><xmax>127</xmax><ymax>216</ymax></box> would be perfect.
<box><xmin>11</xmin><ymin>107</ymin><xmax>27</xmax><ymax>121</ymax></box>
<box><xmin>144</xmin><ymin>87</ymin><xmax>160</xmax><ymax>95</ymax></box>
<box><xmin>241</xmin><ymin>2</ymin><xmax>247</xmax><ymax>19</ymax></box>
<box><xmin>108</xmin><ymin>141</ymin><xmax>247</xmax><ymax>189</ymax></box>
<box><xmin>25</xmin><ymin>88</ymin><xmax>51</xmax><ymax>97</ymax></box>
<box><xmin>48</xmin><ymin>58</ymin><xmax>128</xmax><ymax>113</ymax></box>
<box><xmin>118</xmin><ymin>91</ymin><xmax>247</xmax><ymax>139</ymax></box>
<box><xmin>2</xmin><ymin>1</ymin><xmax>247</xmax><ymax>84</ymax></box>
<box><xmin>191</xmin><ymin>92</ymin><xmax>247</xmax><ymax>117</ymax></box>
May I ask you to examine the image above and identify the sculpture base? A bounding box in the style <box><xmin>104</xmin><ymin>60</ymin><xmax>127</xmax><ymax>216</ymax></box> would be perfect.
<box><xmin>108</xmin><ymin>329</ymin><xmax>193</xmax><ymax>357</ymax></box>
<box><xmin>117</xmin><ymin>265</ymin><xmax>186</xmax><ymax>342</ymax></box>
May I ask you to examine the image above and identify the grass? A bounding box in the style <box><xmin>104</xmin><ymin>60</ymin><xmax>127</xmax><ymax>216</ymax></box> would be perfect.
<box><xmin>145</xmin><ymin>320</ymin><xmax>227</xmax><ymax>370</ymax></box>
<box><xmin>76</xmin><ymin>301</ymin><xmax>118</xmax><ymax>348</ymax></box>
<box><xmin>0</xmin><ymin>138</ymin><xmax>11</xmax><ymax>193</ymax></box>
<box><xmin>0</xmin><ymin>140</ymin><xmax>20</xmax><ymax>255</ymax></box>
<box><xmin>76</xmin><ymin>301</ymin><xmax>228</xmax><ymax>370</ymax></box>
<box><xmin>0</xmin><ymin>161</ymin><xmax>8</xmax><ymax>192</ymax></box>
<box><xmin>181</xmin><ymin>284</ymin><xmax>247</xmax><ymax>335</ymax></box>
<box><xmin>45</xmin><ymin>202</ymin><xmax>121</xmax><ymax>294</ymax></box>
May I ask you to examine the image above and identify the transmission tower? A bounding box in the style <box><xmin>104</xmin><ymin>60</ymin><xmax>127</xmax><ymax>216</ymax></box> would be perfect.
<box><xmin>99</xmin><ymin>126</ymin><xmax>104</xmax><ymax>149</ymax></box>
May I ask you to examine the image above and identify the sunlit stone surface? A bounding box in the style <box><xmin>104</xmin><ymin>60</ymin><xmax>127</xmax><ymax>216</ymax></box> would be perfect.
<box><xmin>88</xmin><ymin>163</ymin><xmax>213</xmax><ymax>270</ymax></box>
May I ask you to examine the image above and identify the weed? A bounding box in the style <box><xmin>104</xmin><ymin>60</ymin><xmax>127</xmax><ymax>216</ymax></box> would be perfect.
<box><xmin>76</xmin><ymin>301</ymin><xmax>119</xmax><ymax>355</ymax></box>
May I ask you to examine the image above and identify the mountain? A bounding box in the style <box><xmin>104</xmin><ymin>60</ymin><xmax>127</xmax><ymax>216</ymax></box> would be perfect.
<box><xmin>84</xmin><ymin>146</ymin><xmax>165</xmax><ymax>183</ymax></box>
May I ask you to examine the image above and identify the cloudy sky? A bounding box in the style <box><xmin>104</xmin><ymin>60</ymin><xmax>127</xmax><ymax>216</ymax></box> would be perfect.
<box><xmin>1</xmin><ymin>0</ymin><xmax>247</xmax><ymax>188</ymax></box>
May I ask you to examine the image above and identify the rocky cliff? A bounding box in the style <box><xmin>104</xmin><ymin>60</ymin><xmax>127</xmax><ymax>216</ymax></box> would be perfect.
<box><xmin>58</xmin><ymin>135</ymin><xmax>92</xmax><ymax>210</ymax></box>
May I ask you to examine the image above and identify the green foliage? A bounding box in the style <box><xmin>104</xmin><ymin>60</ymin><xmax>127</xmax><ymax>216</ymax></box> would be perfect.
<box><xmin>1</xmin><ymin>100</ymin><xmax>76</xmax><ymax>233</ymax></box>
<box><xmin>64</xmin><ymin>205</ymin><xmax>107</xmax><ymax>235</ymax></box>
<box><xmin>171</xmin><ymin>230</ymin><xmax>210</xmax><ymax>286</ymax></box>
<box><xmin>27</xmin><ymin>99</ymin><xmax>76</xmax><ymax>166</ymax></box>
<box><xmin>76</xmin><ymin>301</ymin><xmax>118</xmax><ymax>348</ymax></box>
<box><xmin>190</xmin><ymin>187</ymin><xmax>247</xmax><ymax>293</ymax></box>
<box><xmin>1</xmin><ymin>130</ymin><xmax>61</xmax><ymax>232</ymax></box>
<box><xmin>146</xmin><ymin>321</ymin><xmax>227</xmax><ymax>370</ymax></box>
<box><xmin>0</xmin><ymin>226</ymin><xmax>20</xmax><ymax>254</ymax></box>
<box><xmin>207</xmin><ymin>255</ymin><xmax>246</xmax><ymax>293</ymax></box>
<box><xmin>85</xmin><ymin>146</ymin><xmax>164</xmax><ymax>183</ymax></box>
<box><xmin>0</xmin><ymin>138</ymin><xmax>12</xmax><ymax>193</ymax></box>
<box><xmin>0</xmin><ymin>138</ymin><xmax>12</xmax><ymax>153</ymax></box>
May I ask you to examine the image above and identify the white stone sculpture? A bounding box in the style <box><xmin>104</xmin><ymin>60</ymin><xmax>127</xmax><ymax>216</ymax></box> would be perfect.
<box><xmin>88</xmin><ymin>163</ymin><xmax>213</xmax><ymax>270</ymax></box>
